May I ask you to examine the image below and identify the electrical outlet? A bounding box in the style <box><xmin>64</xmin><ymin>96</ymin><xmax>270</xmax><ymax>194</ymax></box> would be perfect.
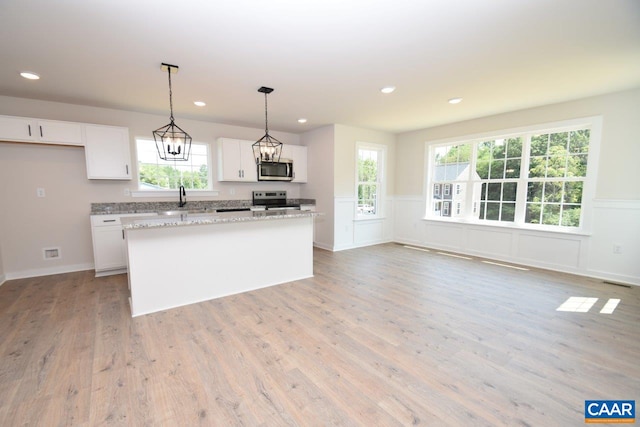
<box><xmin>124</xmin><ymin>188</ymin><xmax>131</xmax><ymax>196</ymax></box>
<box><xmin>613</xmin><ymin>244</ymin><xmax>623</xmax><ymax>254</ymax></box>
<box><xmin>36</xmin><ymin>188</ymin><xmax>45</xmax><ymax>198</ymax></box>
<box><xmin>229</xmin><ymin>188</ymin><xmax>235</xmax><ymax>195</ymax></box>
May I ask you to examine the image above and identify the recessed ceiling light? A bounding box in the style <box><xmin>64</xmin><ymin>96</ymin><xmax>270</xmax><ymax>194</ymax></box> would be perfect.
<box><xmin>380</xmin><ymin>86</ymin><xmax>396</xmax><ymax>94</ymax></box>
<box><xmin>448</xmin><ymin>97</ymin><xmax>463</xmax><ymax>104</ymax></box>
<box><xmin>20</xmin><ymin>71</ymin><xmax>40</xmax><ymax>80</ymax></box>
<box><xmin>194</xmin><ymin>101</ymin><xmax>206</xmax><ymax>107</ymax></box>
<box><xmin>297</xmin><ymin>118</ymin><xmax>307</xmax><ymax>124</ymax></box>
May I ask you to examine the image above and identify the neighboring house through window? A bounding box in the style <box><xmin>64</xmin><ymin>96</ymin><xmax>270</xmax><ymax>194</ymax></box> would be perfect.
<box><xmin>426</xmin><ymin>117</ymin><xmax>599</xmax><ymax>230</ymax></box>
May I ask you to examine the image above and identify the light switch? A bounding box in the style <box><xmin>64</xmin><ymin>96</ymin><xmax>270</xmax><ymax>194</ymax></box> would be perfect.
<box><xmin>37</xmin><ymin>188</ymin><xmax>46</xmax><ymax>198</ymax></box>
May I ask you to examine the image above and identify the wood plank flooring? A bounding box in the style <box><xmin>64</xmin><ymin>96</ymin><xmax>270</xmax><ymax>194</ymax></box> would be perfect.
<box><xmin>0</xmin><ymin>243</ymin><xmax>638</xmax><ymax>426</ymax></box>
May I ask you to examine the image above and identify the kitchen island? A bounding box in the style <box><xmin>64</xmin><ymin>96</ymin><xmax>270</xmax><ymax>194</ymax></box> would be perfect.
<box><xmin>122</xmin><ymin>210</ymin><xmax>320</xmax><ymax>317</ymax></box>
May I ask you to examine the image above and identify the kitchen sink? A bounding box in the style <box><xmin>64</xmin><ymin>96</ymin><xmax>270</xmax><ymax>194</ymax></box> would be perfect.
<box><xmin>157</xmin><ymin>209</ymin><xmax>210</xmax><ymax>216</ymax></box>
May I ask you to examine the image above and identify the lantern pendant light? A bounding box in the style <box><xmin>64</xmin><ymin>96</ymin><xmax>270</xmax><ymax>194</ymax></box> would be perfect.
<box><xmin>153</xmin><ymin>63</ymin><xmax>192</xmax><ymax>161</ymax></box>
<box><xmin>252</xmin><ymin>86</ymin><xmax>283</xmax><ymax>164</ymax></box>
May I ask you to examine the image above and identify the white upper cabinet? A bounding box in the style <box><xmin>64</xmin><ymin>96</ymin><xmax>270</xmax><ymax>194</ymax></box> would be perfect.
<box><xmin>37</xmin><ymin>119</ymin><xmax>83</xmax><ymax>145</ymax></box>
<box><xmin>0</xmin><ymin>116</ymin><xmax>36</xmax><ymax>142</ymax></box>
<box><xmin>217</xmin><ymin>138</ymin><xmax>258</xmax><ymax>182</ymax></box>
<box><xmin>282</xmin><ymin>144</ymin><xmax>308</xmax><ymax>183</ymax></box>
<box><xmin>85</xmin><ymin>125</ymin><xmax>132</xmax><ymax>180</ymax></box>
<box><xmin>0</xmin><ymin>115</ymin><xmax>83</xmax><ymax>145</ymax></box>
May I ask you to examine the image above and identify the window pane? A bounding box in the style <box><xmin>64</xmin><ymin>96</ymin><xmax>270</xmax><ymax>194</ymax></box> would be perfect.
<box><xmin>487</xmin><ymin>183</ymin><xmax>501</xmax><ymax>201</ymax></box>
<box><xmin>561</xmin><ymin>205</ymin><xmax>581</xmax><ymax>227</ymax></box>
<box><xmin>526</xmin><ymin>203</ymin><xmax>542</xmax><ymax>224</ymax></box>
<box><xmin>137</xmin><ymin>139</ymin><xmax>209</xmax><ymax>190</ymax></box>
<box><xmin>492</xmin><ymin>140</ymin><xmax>506</xmax><ymax>159</ymax></box>
<box><xmin>527</xmin><ymin>182</ymin><xmax>543</xmax><ymax>202</ymax></box>
<box><xmin>506</xmin><ymin>138</ymin><xmax>523</xmax><ymax>158</ymax></box>
<box><xmin>530</xmin><ymin>134</ymin><xmax>549</xmax><ymax>156</ymax></box>
<box><xmin>568</xmin><ymin>154</ymin><xmax>588</xmax><ymax>177</ymax></box>
<box><xmin>542</xmin><ymin>204</ymin><xmax>561</xmax><ymax>225</ymax></box>
<box><xmin>489</xmin><ymin>159</ymin><xmax>505</xmax><ymax>179</ymax></box>
<box><xmin>505</xmin><ymin>159</ymin><xmax>520</xmax><ymax>178</ymax></box>
<box><xmin>569</xmin><ymin>129</ymin><xmax>590</xmax><ymax>154</ymax></box>
<box><xmin>476</xmin><ymin>161</ymin><xmax>490</xmax><ymax>180</ymax></box>
<box><xmin>358</xmin><ymin>150</ymin><xmax>378</xmax><ymax>182</ymax></box>
<box><xmin>502</xmin><ymin>203</ymin><xmax>516</xmax><ymax>222</ymax></box>
<box><xmin>544</xmin><ymin>182</ymin><xmax>563</xmax><ymax>203</ymax></box>
<box><xmin>528</xmin><ymin>157</ymin><xmax>546</xmax><ymax>178</ymax></box>
<box><xmin>485</xmin><ymin>203</ymin><xmax>500</xmax><ymax>220</ymax></box>
<box><xmin>563</xmin><ymin>181</ymin><xmax>583</xmax><ymax>204</ymax></box>
<box><xmin>502</xmin><ymin>182</ymin><xmax>517</xmax><ymax>201</ymax></box>
<box><xmin>546</xmin><ymin>154</ymin><xmax>567</xmax><ymax>177</ymax></box>
<box><xmin>549</xmin><ymin>132</ymin><xmax>568</xmax><ymax>150</ymax></box>
<box><xmin>357</xmin><ymin>183</ymin><xmax>377</xmax><ymax>215</ymax></box>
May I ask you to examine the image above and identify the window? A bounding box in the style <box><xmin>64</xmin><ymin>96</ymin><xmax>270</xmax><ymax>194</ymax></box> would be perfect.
<box><xmin>136</xmin><ymin>139</ymin><xmax>210</xmax><ymax>190</ymax></box>
<box><xmin>427</xmin><ymin>118</ymin><xmax>599</xmax><ymax>230</ymax></box>
<box><xmin>356</xmin><ymin>143</ymin><xmax>385</xmax><ymax>217</ymax></box>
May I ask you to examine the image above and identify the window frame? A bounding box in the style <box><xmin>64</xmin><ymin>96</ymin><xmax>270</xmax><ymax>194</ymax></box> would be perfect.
<box><xmin>355</xmin><ymin>142</ymin><xmax>386</xmax><ymax>220</ymax></box>
<box><xmin>132</xmin><ymin>137</ymin><xmax>218</xmax><ymax>198</ymax></box>
<box><xmin>423</xmin><ymin>117</ymin><xmax>602</xmax><ymax>234</ymax></box>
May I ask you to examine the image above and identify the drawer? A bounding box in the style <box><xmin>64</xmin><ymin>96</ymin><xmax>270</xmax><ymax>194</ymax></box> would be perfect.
<box><xmin>91</xmin><ymin>215</ymin><xmax>123</xmax><ymax>226</ymax></box>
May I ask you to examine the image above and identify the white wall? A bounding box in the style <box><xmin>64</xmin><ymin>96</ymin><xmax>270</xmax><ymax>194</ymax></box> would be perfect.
<box><xmin>394</xmin><ymin>88</ymin><xmax>640</xmax><ymax>285</ymax></box>
<box><xmin>300</xmin><ymin>125</ymin><xmax>335</xmax><ymax>250</ymax></box>
<box><xmin>333</xmin><ymin>124</ymin><xmax>396</xmax><ymax>251</ymax></box>
<box><xmin>0</xmin><ymin>96</ymin><xmax>304</xmax><ymax>279</ymax></box>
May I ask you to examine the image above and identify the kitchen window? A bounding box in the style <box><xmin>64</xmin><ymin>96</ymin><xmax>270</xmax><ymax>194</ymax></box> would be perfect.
<box><xmin>426</xmin><ymin>117</ymin><xmax>600</xmax><ymax>231</ymax></box>
<box><xmin>356</xmin><ymin>142</ymin><xmax>386</xmax><ymax>218</ymax></box>
<box><xmin>136</xmin><ymin>138</ymin><xmax>211</xmax><ymax>191</ymax></box>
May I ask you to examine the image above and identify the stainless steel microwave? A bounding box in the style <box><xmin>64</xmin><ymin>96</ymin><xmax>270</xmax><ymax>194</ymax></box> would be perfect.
<box><xmin>257</xmin><ymin>159</ymin><xmax>294</xmax><ymax>181</ymax></box>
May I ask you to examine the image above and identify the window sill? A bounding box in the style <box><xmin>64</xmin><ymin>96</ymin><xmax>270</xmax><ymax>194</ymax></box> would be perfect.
<box><xmin>132</xmin><ymin>190</ymin><xmax>220</xmax><ymax>198</ymax></box>
<box><xmin>421</xmin><ymin>216</ymin><xmax>592</xmax><ymax>236</ymax></box>
<box><xmin>354</xmin><ymin>216</ymin><xmax>386</xmax><ymax>222</ymax></box>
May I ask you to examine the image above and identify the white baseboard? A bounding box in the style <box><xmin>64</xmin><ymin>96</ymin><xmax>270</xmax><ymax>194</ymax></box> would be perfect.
<box><xmin>5</xmin><ymin>263</ymin><xmax>94</xmax><ymax>281</ymax></box>
<box><xmin>0</xmin><ymin>273</ymin><xmax>6</xmax><ymax>287</ymax></box>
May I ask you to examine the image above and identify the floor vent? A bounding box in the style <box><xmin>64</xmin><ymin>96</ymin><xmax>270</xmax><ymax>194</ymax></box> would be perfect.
<box><xmin>603</xmin><ymin>281</ymin><xmax>631</xmax><ymax>288</ymax></box>
<box><xmin>43</xmin><ymin>247</ymin><xmax>61</xmax><ymax>260</ymax></box>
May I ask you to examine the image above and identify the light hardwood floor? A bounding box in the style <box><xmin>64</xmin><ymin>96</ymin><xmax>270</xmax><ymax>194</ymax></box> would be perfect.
<box><xmin>0</xmin><ymin>244</ymin><xmax>638</xmax><ymax>426</ymax></box>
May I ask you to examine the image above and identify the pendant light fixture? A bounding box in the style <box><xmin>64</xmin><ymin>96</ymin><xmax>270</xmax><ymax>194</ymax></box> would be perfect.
<box><xmin>153</xmin><ymin>63</ymin><xmax>192</xmax><ymax>161</ymax></box>
<box><xmin>252</xmin><ymin>86</ymin><xmax>283</xmax><ymax>164</ymax></box>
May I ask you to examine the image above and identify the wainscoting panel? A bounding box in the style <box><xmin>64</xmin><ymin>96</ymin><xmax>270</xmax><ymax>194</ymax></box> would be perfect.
<box><xmin>517</xmin><ymin>233</ymin><xmax>582</xmax><ymax>269</ymax></box>
<box><xmin>466</xmin><ymin>227</ymin><xmax>513</xmax><ymax>259</ymax></box>
<box><xmin>392</xmin><ymin>197</ymin><xmax>639</xmax><ymax>286</ymax></box>
<box><xmin>354</xmin><ymin>220</ymin><xmax>385</xmax><ymax>247</ymax></box>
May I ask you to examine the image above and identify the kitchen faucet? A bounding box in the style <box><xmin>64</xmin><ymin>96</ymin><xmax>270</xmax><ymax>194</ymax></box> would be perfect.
<box><xmin>179</xmin><ymin>185</ymin><xmax>186</xmax><ymax>207</ymax></box>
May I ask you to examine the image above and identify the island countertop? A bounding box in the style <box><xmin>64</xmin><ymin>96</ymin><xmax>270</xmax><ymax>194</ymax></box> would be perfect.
<box><xmin>121</xmin><ymin>209</ymin><xmax>322</xmax><ymax>230</ymax></box>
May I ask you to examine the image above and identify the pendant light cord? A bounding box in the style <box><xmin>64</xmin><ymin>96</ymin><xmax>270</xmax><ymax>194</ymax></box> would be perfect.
<box><xmin>264</xmin><ymin>92</ymin><xmax>269</xmax><ymax>134</ymax></box>
<box><xmin>168</xmin><ymin>67</ymin><xmax>174</xmax><ymax>122</ymax></box>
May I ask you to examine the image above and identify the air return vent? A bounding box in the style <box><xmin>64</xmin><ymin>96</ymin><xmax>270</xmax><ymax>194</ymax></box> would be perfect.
<box><xmin>43</xmin><ymin>247</ymin><xmax>61</xmax><ymax>260</ymax></box>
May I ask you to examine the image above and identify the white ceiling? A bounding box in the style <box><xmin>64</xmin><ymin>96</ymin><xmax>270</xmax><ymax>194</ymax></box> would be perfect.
<box><xmin>1</xmin><ymin>0</ymin><xmax>639</xmax><ymax>134</ymax></box>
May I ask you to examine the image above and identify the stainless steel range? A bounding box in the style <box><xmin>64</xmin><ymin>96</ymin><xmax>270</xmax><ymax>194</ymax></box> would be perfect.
<box><xmin>252</xmin><ymin>191</ymin><xmax>300</xmax><ymax>210</ymax></box>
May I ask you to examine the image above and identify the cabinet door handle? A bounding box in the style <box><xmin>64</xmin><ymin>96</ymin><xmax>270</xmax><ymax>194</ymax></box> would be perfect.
<box><xmin>122</xmin><ymin>230</ymin><xmax>125</xmax><ymax>239</ymax></box>
<box><xmin>28</xmin><ymin>124</ymin><xmax>31</xmax><ymax>136</ymax></box>
<box><xmin>103</xmin><ymin>219</ymin><xmax>117</xmax><ymax>223</ymax></box>
<box><xmin>39</xmin><ymin>126</ymin><xmax>43</xmax><ymax>137</ymax></box>
<box><xmin>238</xmin><ymin>169</ymin><xmax>241</xmax><ymax>178</ymax></box>
<box><xmin>125</xmin><ymin>164</ymin><xmax>129</xmax><ymax>175</ymax></box>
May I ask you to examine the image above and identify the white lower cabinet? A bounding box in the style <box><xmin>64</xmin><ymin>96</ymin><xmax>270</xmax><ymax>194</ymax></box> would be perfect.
<box><xmin>91</xmin><ymin>213</ymin><xmax>151</xmax><ymax>276</ymax></box>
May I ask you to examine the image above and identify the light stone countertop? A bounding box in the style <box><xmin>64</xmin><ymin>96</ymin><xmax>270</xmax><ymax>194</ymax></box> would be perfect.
<box><xmin>121</xmin><ymin>209</ymin><xmax>322</xmax><ymax>230</ymax></box>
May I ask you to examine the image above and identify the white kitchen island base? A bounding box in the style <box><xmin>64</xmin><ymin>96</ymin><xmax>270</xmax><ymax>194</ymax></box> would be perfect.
<box><xmin>125</xmin><ymin>214</ymin><xmax>314</xmax><ymax>317</ymax></box>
